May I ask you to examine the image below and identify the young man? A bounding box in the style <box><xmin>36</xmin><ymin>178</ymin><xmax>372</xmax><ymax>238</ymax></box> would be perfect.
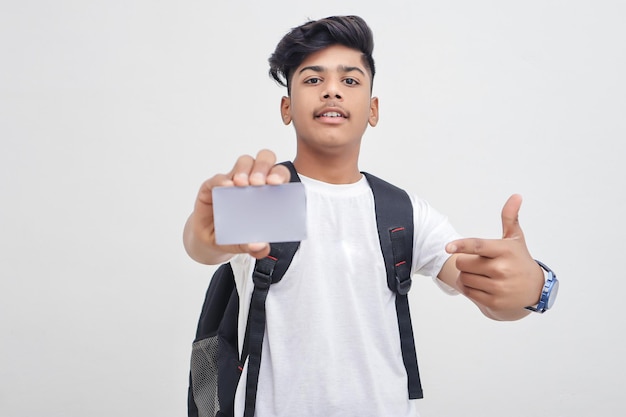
<box><xmin>184</xmin><ymin>15</ymin><xmax>552</xmax><ymax>417</ymax></box>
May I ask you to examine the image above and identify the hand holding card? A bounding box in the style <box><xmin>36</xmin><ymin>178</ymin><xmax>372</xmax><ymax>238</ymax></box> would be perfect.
<box><xmin>212</xmin><ymin>183</ymin><xmax>307</xmax><ymax>245</ymax></box>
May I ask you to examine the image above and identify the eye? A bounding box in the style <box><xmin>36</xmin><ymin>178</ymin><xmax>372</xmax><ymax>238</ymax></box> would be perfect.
<box><xmin>304</xmin><ymin>77</ymin><xmax>321</xmax><ymax>85</ymax></box>
<box><xmin>343</xmin><ymin>77</ymin><xmax>359</xmax><ymax>86</ymax></box>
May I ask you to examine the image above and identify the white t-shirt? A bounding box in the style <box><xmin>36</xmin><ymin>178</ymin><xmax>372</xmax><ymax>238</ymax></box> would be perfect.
<box><xmin>230</xmin><ymin>174</ymin><xmax>460</xmax><ymax>417</ymax></box>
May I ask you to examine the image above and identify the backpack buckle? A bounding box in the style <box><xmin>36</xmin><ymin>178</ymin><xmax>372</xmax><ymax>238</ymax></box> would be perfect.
<box><xmin>395</xmin><ymin>275</ymin><xmax>412</xmax><ymax>295</ymax></box>
<box><xmin>252</xmin><ymin>270</ymin><xmax>272</xmax><ymax>289</ymax></box>
<box><xmin>252</xmin><ymin>256</ymin><xmax>277</xmax><ymax>290</ymax></box>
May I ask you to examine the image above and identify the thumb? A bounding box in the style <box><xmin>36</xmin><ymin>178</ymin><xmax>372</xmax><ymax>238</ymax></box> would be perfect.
<box><xmin>501</xmin><ymin>194</ymin><xmax>524</xmax><ymax>239</ymax></box>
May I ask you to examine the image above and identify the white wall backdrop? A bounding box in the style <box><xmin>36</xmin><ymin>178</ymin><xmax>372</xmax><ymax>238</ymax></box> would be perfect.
<box><xmin>1</xmin><ymin>1</ymin><xmax>624</xmax><ymax>416</ymax></box>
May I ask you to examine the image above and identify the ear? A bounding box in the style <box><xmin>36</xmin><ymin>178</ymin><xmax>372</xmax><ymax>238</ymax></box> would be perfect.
<box><xmin>280</xmin><ymin>96</ymin><xmax>292</xmax><ymax>125</ymax></box>
<box><xmin>368</xmin><ymin>97</ymin><xmax>379</xmax><ymax>127</ymax></box>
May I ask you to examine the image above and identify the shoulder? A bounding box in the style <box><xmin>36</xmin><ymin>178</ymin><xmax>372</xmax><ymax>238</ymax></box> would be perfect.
<box><xmin>362</xmin><ymin>172</ymin><xmax>406</xmax><ymax>194</ymax></box>
<box><xmin>362</xmin><ymin>172</ymin><xmax>412</xmax><ymax>210</ymax></box>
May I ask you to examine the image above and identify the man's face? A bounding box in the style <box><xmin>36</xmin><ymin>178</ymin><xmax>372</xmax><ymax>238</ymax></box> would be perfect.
<box><xmin>281</xmin><ymin>44</ymin><xmax>378</xmax><ymax>154</ymax></box>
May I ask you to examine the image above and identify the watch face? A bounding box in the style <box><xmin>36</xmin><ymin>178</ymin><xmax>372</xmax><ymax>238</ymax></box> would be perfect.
<box><xmin>547</xmin><ymin>278</ymin><xmax>559</xmax><ymax>309</ymax></box>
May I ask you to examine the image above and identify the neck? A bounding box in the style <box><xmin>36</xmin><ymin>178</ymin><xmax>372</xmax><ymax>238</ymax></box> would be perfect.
<box><xmin>293</xmin><ymin>153</ymin><xmax>361</xmax><ymax>184</ymax></box>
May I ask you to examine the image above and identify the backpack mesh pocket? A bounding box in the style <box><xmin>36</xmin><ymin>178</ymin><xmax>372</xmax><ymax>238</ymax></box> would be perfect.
<box><xmin>191</xmin><ymin>336</ymin><xmax>220</xmax><ymax>417</ymax></box>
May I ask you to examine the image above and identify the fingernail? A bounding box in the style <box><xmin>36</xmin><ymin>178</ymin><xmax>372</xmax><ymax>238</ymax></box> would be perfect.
<box><xmin>447</xmin><ymin>244</ymin><xmax>457</xmax><ymax>253</ymax></box>
<box><xmin>248</xmin><ymin>242</ymin><xmax>268</xmax><ymax>252</ymax></box>
<box><xmin>267</xmin><ymin>173</ymin><xmax>282</xmax><ymax>184</ymax></box>
<box><xmin>250</xmin><ymin>172</ymin><xmax>264</xmax><ymax>183</ymax></box>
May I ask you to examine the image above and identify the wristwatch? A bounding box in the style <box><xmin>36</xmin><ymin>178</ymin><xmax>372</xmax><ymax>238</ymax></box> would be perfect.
<box><xmin>525</xmin><ymin>260</ymin><xmax>559</xmax><ymax>313</ymax></box>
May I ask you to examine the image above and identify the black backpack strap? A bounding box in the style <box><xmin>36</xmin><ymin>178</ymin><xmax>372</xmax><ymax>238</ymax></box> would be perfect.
<box><xmin>280</xmin><ymin>160</ymin><xmax>300</xmax><ymax>183</ymax></box>
<box><xmin>363</xmin><ymin>172</ymin><xmax>424</xmax><ymax>400</ymax></box>
<box><xmin>242</xmin><ymin>161</ymin><xmax>301</xmax><ymax>417</ymax></box>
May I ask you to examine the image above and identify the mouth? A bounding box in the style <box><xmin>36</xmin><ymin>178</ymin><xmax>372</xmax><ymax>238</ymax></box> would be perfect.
<box><xmin>316</xmin><ymin>109</ymin><xmax>348</xmax><ymax>120</ymax></box>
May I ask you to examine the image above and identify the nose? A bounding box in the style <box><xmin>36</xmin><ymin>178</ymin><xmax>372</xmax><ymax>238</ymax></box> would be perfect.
<box><xmin>323</xmin><ymin>91</ymin><xmax>342</xmax><ymax>99</ymax></box>
<box><xmin>322</xmin><ymin>80</ymin><xmax>342</xmax><ymax>100</ymax></box>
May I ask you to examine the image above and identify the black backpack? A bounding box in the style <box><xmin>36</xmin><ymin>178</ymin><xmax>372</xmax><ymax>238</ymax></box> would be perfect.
<box><xmin>188</xmin><ymin>162</ymin><xmax>423</xmax><ymax>417</ymax></box>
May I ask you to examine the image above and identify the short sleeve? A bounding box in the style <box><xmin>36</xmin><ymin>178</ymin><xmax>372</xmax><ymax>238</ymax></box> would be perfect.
<box><xmin>410</xmin><ymin>195</ymin><xmax>462</xmax><ymax>283</ymax></box>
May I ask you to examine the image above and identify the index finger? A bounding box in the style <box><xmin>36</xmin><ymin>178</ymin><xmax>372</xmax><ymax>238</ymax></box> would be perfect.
<box><xmin>247</xmin><ymin>149</ymin><xmax>285</xmax><ymax>185</ymax></box>
<box><xmin>446</xmin><ymin>238</ymin><xmax>503</xmax><ymax>259</ymax></box>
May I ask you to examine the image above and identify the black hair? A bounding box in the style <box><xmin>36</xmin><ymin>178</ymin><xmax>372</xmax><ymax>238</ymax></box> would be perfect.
<box><xmin>268</xmin><ymin>15</ymin><xmax>375</xmax><ymax>94</ymax></box>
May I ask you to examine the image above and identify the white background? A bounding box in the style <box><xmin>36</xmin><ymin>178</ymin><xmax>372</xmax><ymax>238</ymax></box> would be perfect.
<box><xmin>1</xmin><ymin>1</ymin><xmax>624</xmax><ymax>416</ymax></box>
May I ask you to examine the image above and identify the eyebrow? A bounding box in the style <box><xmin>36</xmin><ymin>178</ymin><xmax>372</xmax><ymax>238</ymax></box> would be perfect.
<box><xmin>298</xmin><ymin>65</ymin><xmax>366</xmax><ymax>76</ymax></box>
